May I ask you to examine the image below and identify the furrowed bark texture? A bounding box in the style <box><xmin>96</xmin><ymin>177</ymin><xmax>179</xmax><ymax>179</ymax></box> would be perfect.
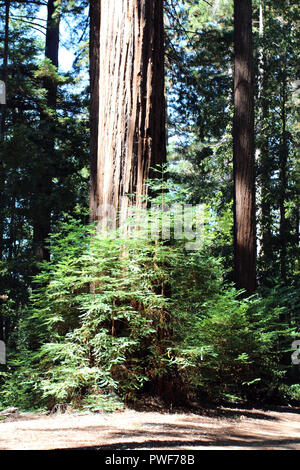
<box><xmin>93</xmin><ymin>0</ymin><xmax>166</xmax><ymax>228</ymax></box>
<box><xmin>233</xmin><ymin>0</ymin><xmax>256</xmax><ymax>295</ymax></box>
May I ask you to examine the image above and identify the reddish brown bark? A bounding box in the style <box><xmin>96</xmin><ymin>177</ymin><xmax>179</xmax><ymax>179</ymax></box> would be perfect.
<box><xmin>90</xmin><ymin>0</ymin><xmax>166</xmax><ymax>228</ymax></box>
<box><xmin>89</xmin><ymin>0</ymin><xmax>101</xmax><ymax>223</ymax></box>
<box><xmin>233</xmin><ymin>0</ymin><xmax>256</xmax><ymax>295</ymax></box>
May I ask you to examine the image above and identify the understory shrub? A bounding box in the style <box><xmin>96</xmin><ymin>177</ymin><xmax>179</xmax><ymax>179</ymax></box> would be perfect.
<box><xmin>0</xmin><ymin>219</ymin><xmax>222</xmax><ymax>410</ymax></box>
<box><xmin>0</xmin><ymin>219</ymin><xmax>298</xmax><ymax>410</ymax></box>
<box><xmin>175</xmin><ymin>288</ymin><xmax>299</xmax><ymax>404</ymax></box>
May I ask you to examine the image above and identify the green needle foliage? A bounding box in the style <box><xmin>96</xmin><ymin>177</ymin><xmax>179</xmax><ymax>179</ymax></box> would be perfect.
<box><xmin>1</xmin><ymin>215</ymin><xmax>298</xmax><ymax>411</ymax></box>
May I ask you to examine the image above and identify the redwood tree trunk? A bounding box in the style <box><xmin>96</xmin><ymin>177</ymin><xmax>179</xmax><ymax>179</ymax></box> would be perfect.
<box><xmin>89</xmin><ymin>0</ymin><xmax>101</xmax><ymax>223</ymax></box>
<box><xmin>90</xmin><ymin>0</ymin><xmax>166</xmax><ymax>228</ymax></box>
<box><xmin>233</xmin><ymin>0</ymin><xmax>256</xmax><ymax>295</ymax></box>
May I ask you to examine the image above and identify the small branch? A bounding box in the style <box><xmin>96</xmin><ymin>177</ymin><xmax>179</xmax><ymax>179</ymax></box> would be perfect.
<box><xmin>10</xmin><ymin>14</ymin><xmax>47</xmax><ymax>21</ymax></box>
<box><xmin>11</xmin><ymin>17</ymin><xmax>47</xmax><ymax>29</ymax></box>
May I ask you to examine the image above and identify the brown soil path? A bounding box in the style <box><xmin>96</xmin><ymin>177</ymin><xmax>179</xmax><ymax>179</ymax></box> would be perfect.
<box><xmin>0</xmin><ymin>407</ymin><xmax>299</xmax><ymax>450</ymax></box>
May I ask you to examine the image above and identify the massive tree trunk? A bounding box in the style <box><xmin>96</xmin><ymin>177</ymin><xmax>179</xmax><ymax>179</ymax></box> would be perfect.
<box><xmin>89</xmin><ymin>0</ymin><xmax>173</xmax><ymax>401</ymax></box>
<box><xmin>90</xmin><ymin>0</ymin><xmax>166</xmax><ymax>229</ymax></box>
<box><xmin>233</xmin><ymin>0</ymin><xmax>256</xmax><ymax>295</ymax></box>
<box><xmin>32</xmin><ymin>0</ymin><xmax>59</xmax><ymax>261</ymax></box>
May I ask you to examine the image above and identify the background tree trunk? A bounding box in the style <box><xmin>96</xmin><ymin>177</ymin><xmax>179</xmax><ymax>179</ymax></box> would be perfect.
<box><xmin>90</xmin><ymin>0</ymin><xmax>166</xmax><ymax>229</ymax></box>
<box><xmin>233</xmin><ymin>0</ymin><xmax>256</xmax><ymax>295</ymax></box>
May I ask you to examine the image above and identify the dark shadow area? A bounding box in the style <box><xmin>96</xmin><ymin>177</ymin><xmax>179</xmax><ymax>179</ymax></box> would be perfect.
<box><xmin>57</xmin><ymin>435</ymin><xmax>300</xmax><ymax>451</ymax></box>
<box><xmin>128</xmin><ymin>397</ymin><xmax>300</xmax><ymax>419</ymax></box>
<box><xmin>182</xmin><ymin>408</ymin><xmax>279</xmax><ymax>421</ymax></box>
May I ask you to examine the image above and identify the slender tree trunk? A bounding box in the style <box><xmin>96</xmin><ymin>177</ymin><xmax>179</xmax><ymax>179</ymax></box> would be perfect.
<box><xmin>45</xmin><ymin>0</ymin><xmax>59</xmax><ymax>72</ymax></box>
<box><xmin>90</xmin><ymin>0</ymin><xmax>166</xmax><ymax>229</ymax></box>
<box><xmin>89</xmin><ymin>0</ymin><xmax>101</xmax><ymax>223</ymax></box>
<box><xmin>32</xmin><ymin>0</ymin><xmax>59</xmax><ymax>262</ymax></box>
<box><xmin>233</xmin><ymin>0</ymin><xmax>256</xmax><ymax>295</ymax></box>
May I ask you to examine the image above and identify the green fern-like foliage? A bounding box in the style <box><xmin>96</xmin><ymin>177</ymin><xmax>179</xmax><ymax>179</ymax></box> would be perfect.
<box><xmin>1</xmin><ymin>217</ymin><xmax>298</xmax><ymax>411</ymax></box>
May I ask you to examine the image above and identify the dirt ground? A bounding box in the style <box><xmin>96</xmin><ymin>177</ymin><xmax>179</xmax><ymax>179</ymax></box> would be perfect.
<box><xmin>0</xmin><ymin>406</ymin><xmax>299</xmax><ymax>451</ymax></box>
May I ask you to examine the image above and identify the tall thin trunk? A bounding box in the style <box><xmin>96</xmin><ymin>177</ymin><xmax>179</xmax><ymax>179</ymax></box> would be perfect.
<box><xmin>33</xmin><ymin>0</ymin><xmax>59</xmax><ymax>262</ymax></box>
<box><xmin>233</xmin><ymin>0</ymin><xmax>256</xmax><ymax>295</ymax></box>
<box><xmin>91</xmin><ymin>0</ymin><xmax>166</xmax><ymax>229</ymax></box>
<box><xmin>89</xmin><ymin>0</ymin><xmax>101</xmax><ymax>223</ymax></box>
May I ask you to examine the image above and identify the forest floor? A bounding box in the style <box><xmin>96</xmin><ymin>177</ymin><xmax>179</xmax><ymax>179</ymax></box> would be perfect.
<box><xmin>0</xmin><ymin>405</ymin><xmax>300</xmax><ymax>450</ymax></box>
